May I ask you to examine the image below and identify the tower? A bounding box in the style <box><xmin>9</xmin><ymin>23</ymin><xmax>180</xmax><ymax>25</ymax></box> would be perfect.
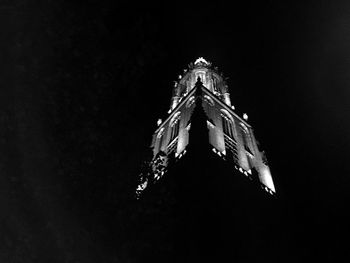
<box><xmin>137</xmin><ymin>57</ymin><xmax>275</xmax><ymax>197</ymax></box>
<box><xmin>134</xmin><ymin>58</ymin><xmax>278</xmax><ymax>263</ymax></box>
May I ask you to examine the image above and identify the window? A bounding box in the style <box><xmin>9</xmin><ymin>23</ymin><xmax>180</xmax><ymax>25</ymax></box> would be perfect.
<box><xmin>240</xmin><ymin>123</ymin><xmax>253</xmax><ymax>155</ymax></box>
<box><xmin>221</xmin><ymin>114</ymin><xmax>234</xmax><ymax>139</ymax></box>
<box><xmin>203</xmin><ymin>95</ymin><xmax>214</xmax><ymax>106</ymax></box>
<box><xmin>224</xmin><ymin>134</ymin><xmax>239</xmax><ymax>164</ymax></box>
<box><xmin>212</xmin><ymin>77</ymin><xmax>219</xmax><ymax>93</ymax></box>
<box><xmin>157</xmin><ymin>128</ymin><xmax>165</xmax><ymax>152</ymax></box>
<box><xmin>186</xmin><ymin>96</ymin><xmax>195</xmax><ymax>108</ymax></box>
<box><xmin>170</xmin><ymin>119</ymin><xmax>180</xmax><ymax>142</ymax></box>
<box><xmin>169</xmin><ymin>112</ymin><xmax>181</xmax><ymax>143</ymax></box>
<box><xmin>157</xmin><ymin>128</ymin><xmax>164</xmax><ymax>139</ymax></box>
<box><xmin>167</xmin><ymin>137</ymin><xmax>178</xmax><ymax>154</ymax></box>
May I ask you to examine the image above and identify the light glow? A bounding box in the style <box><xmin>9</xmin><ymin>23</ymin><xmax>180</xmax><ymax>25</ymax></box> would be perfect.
<box><xmin>136</xmin><ymin>180</ymin><xmax>148</xmax><ymax>192</ymax></box>
<box><xmin>206</xmin><ymin>120</ymin><xmax>215</xmax><ymax>129</ymax></box>
<box><xmin>260</xmin><ymin>166</ymin><xmax>276</xmax><ymax>192</ymax></box>
<box><xmin>194</xmin><ymin>57</ymin><xmax>209</xmax><ymax>65</ymax></box>
<box><xmin>243</xmin><ymin>113</ymin><xmax>248</xmax><ymax>121</ymax></box>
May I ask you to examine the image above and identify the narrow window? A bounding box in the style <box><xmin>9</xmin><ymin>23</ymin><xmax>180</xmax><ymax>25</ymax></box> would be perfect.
<box><xmin>240</xmin><ymin>124</ymin><xmax>253</xmax><ymax>155</ymax></box>
<box><xmin>204</xmin><ymin>95</ymin><xmax>214</xmax><ymax>106</ymax></box>
<box><xmin>221</xmin><ymin>114</ymin><xmax>234</xmax><ymax>139</ymax></box>
<box><xmin>157</xmin><ymin>128</ymin><xmax>165</xmax><ymax>152</ymax></box>
<box><xmin>169</xmin><ymin>114</ymin><xmax>181</xmax><ymax>143</ymax></box>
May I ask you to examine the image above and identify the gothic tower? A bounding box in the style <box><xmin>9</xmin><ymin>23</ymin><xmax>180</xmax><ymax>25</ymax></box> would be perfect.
<box><xmin>134</xmin><ymin>58</ymin><xmax>278</xmax><ymax>263</ymax></box>
<box><xmin>137</xmin><ymin>57</ymin><xmax>275</xmax><ymax>197</ymax></box>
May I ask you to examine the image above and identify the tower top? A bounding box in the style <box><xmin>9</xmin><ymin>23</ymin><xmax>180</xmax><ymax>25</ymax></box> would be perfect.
<box><xmin>170</xmin><ymin>57</ymin><xmax>230</xmax><ymax>111</ymax></box>
<box><xmin>194</xmin><ymin>57</ymin><xmax>211</xmax><ymax>67</ymax></box>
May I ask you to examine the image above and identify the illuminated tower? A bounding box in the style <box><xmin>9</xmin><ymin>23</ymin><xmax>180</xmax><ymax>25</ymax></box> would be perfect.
<box><xmin>134</xmin><ymin>58</ymin><xmax>278</xmax><ymax>263</ymax></box>
<box><xmin>137</xmin><ymin>57</ymin><xmax>275</xmax><ymax>197</ymax></box>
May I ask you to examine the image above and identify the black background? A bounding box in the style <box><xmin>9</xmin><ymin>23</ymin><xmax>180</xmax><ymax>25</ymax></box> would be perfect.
<box><xmin>1</xmin><ymin>0</ymin><xmax>350</xmax><ymax>262</ymax></box>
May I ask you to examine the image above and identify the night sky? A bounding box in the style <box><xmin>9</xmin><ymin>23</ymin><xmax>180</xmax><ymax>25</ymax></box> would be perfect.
<box><xmin>1</xmin><ymin>1</ymin><xmax>350</xmax><ymax>262</ymax></box>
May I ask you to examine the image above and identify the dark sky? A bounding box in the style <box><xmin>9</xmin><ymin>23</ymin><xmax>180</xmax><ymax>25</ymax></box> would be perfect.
<box><xmin>1</xmin><ymin>0</ymin><xmax>350</xmax><ymax>262</ymax></box>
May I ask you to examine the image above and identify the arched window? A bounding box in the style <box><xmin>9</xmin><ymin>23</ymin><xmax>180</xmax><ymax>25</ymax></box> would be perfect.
<box><xmin>220</xmin><ymin>109</ymin><xmax>235</xmax><ymax>139</ymax></box>
<box><xmin>157</xmin><ymin>128</ymin><xmax>165</xmax><ymax>152</ymax></box>
<box><xmin>186</xmin><ymin>96</ymin><xmax>195</xmax><ymax>108</ymax></box>
<box><xmin>240</xmin><ymin>123</ymin><xmax>253</xmax><ymax>155</ymax></box>
<box><xmin>220</xmin><ymin>110</ymin><xmax>238</xmax><ymax>164</ymax></box>
<box><xmin>212</xmin><ymin>76</ymin><xmax>219</xmax><ymax>93</ymax></box>
<box><xmin>204</xmin><ymin>95</ymin><xmax>215</xmax><ymax>106</ymax></box>
<box><xmin>157</xmin><ymin>128</ymin><xmax>164</xmax><ymax>139</ymax></box>
<box><xmin>169</xmin><ymin>112</ymin><xmax>181</xmax><ymax>143</ymax></box>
